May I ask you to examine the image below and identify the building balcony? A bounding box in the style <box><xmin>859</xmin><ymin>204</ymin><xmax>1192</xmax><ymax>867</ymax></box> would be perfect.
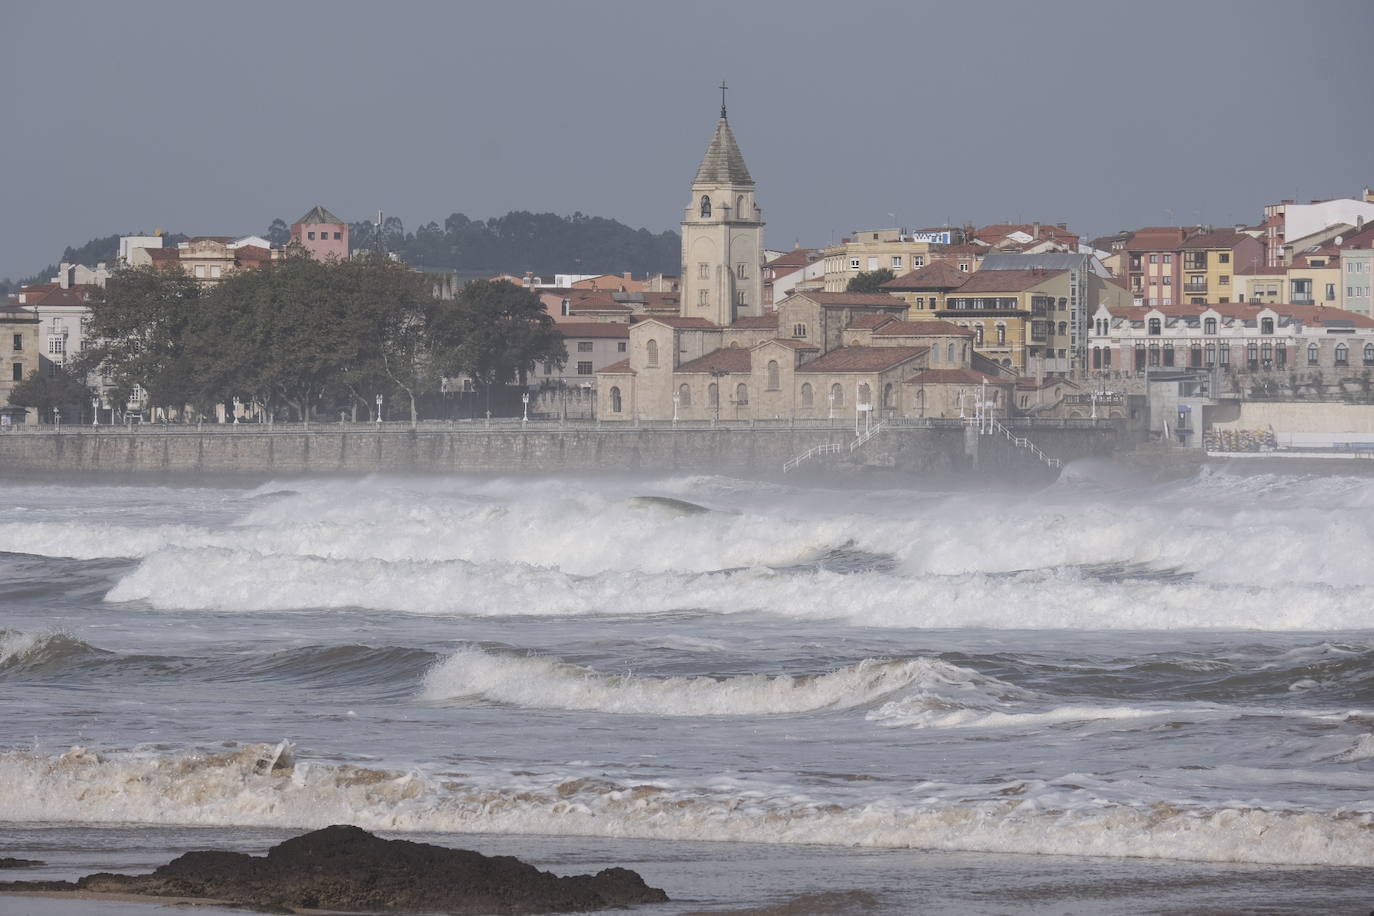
<box><xmin>1183</xmin><ymin>284</ymin><xmax>1208</xmax><ymax>295</ymax></box>
<box><xmin>1292</xmin><ymin>297</ymin><xmax>1314</xmax><ymax>306</ymax></box>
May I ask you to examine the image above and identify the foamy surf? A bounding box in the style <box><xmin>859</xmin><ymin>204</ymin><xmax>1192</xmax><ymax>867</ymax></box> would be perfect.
<box><xmin>1</xmin><ymin>744</ymin><xmax>1370</xmax><ymax>868</ymax></box>
<box><xmin>420</xmin><ymin>648</ymin><xmax>959</xmax><ymax>715</ymax></box>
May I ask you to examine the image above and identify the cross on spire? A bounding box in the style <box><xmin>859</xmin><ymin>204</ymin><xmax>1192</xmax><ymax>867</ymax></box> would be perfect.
<box><xmin>719</xmin><ymin>80</ymin><xmax>728</xmax><ymax>119</ymax></box>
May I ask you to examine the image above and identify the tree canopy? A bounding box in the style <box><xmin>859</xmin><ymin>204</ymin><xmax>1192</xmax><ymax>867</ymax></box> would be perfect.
<box><xmin>846</xmin><ymin>268</ymin><xmax>895</xmax><ymax>293</ymax></box>
<box><xmin>78</xmin><ymin>257</ymin><xmax>566</xmax><ymax>424</ymax></box>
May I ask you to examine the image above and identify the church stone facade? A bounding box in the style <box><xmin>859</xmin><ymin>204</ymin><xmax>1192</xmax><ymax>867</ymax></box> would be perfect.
<box><xmin>598</xmin><ymin>99</ymin><xmax>1001</xmax><ymax>423</ymax></box>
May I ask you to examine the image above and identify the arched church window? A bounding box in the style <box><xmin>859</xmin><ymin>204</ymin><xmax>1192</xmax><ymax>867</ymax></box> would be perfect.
<box><xmin>858</xmin><ymin>383</ymin><xmax>871</xmax><ymax>405</ymax></box>
<box><xmin>700</xmin><ymin>195</ymin><xmax>711</xmax><ymax>218</ymax></box>
<box><xmin>801</xmin><ymin>383</ymin><xmax>813</xmax><ymax>407</ymax></box>
<box><xmin>708</xmin><ymin>383</ymin><xmax>719</xmax><ymax>407</ymax></box>
<box><xmin>646</xmin><ymin>339</ymin><xmax>659</xmax><ymax>367</ymax></box>
<box><xmin>735</xmin><ymin>383</ymin><xmax>749</xmax><ymax>405</ymax></box>
<box><xmin>766</xmin><ymin>360</ymin><xmax>780</xmax><ymax>390</ymax></box>
<box><xmin>610</xmin><ymin>387</ymin><xmax>622</xmax><ymax>413</ymax></box>
<box><xmin>831</xmin><ymin>383</ymin><xmax>844</xmax><ymax>407</ymax></box>
<box><xmin>678</xmin><ymin>383</ymin><xmax>692</xmax><ymax>407</ymax></box>
<box><xmin>947</xmin><ymin>343</ymin><xmax>955</xmax><ymax>363</ymax></box>
<box><xmin>737</xmin><ymin>195</ymin><xmax>744</xmax><ymax>214</ymax></box>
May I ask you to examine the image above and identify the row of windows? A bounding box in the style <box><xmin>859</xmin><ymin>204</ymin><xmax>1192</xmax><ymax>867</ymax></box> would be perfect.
<box><xmin>1347</xmin><ymin>287</ymin><xmax>1371</xmax><ymax>298</ymax></box>
<box><xmin>1098</xmin><ymin>341</ymin><xmax>1374</xmax><ymax>370</ymax></box>
<box><xmin>305</xmin><ymin>231</ymin><xmax>343</xmax><ymax>241</ymax></box>
<box><xmin>193</xmin><ymin>265</ymin><xmax>223</xmax><ymax>279</ymax></box>
<box><xmin>608</xmin><ymin>380</ymin><xmax>897</xmax><ymax>413</ymax></box>
<box><xmin>1348</xmin><ymin>262</ymin><xmax>1369</xmax><ymax>273</ymax></box>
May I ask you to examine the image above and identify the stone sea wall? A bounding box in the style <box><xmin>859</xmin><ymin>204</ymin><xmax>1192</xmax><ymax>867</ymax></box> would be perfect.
<box><xmin>0</xmin><ymin>421</ymin><xmax>1123</xmax><ymax>478</ymax></box>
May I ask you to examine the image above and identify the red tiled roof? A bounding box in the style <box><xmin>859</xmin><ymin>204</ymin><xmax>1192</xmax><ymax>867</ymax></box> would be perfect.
<box><xmin>788</xmin><ymin>291</ymin><xmax>907</xmax><ymax>307</ymax></box>
<box><xmin>676</xmin><ymin>347</ymin><xmax>753</xmax><ymax>373</ymax></box>
<box><xmin>882</xmin><ymin>261</ymin><xmax>969</xmax><ymax>290</ymax></box>
<box><xmin>765</xmin><ymin>248</ymin><xmax>819</xmax><ymax>269</ymax></box>
<box><xmin>639</xmin><ymin>316</ymin><xmax>720</xmax><ymax>329</ymax></box>
<box><xmin>905</xmin><ymin>368</ymin><xmax>1008</xmax><ymax>386</ymax></box>
<box><xmin>1179</xmin><ymin>229</ymin><xmax>1252</xmax><ymax>250</ymax></box>
<box><xmin>729</xmin><ymin>314</ymin><xmax>779</xmax><ymax>329</ymax></box>
<box><xmin>759</xmin><ymin>338</ymin><xmax>819</xmax><ymax>350</ymax></box>
<box><xmin>30</xmin><ymin>286</ymin><xmax>92</xmax><ymax>307</ymax></box>
<box><xmin>147</xmin><ymin>248</ymin><xmax>181</xmax><ymax>262</ymax></box>
<box><xmin>874</xmin><ymin>320</ymin><xmax>975</xmax><ymax>338</ymax></box>
<box><xmin>1124</xmin><ymin>228</ymin><xmax>1187</xmax><ymax>252</ymax></box>
<box><xmin>946</xmin><ymin>268</ymin><xmax>1067</xmax><ymax>293</ymax></box>
<box><xmin>554</xmin><ymin>322</ymin><xmax>630</xmax><ymax>338</ymax></box>
<box><xmin>796</xmin><ymin>346</ymin><xmax>928</xmax><ymax>373</ymax></box>
<box><xmin>845</xmin><ymin>314</ymin><xmax>896</xmax><ymax>330</ymax></box>
<box><xmin>596</xmin><ymin>359</ymin><xmax>634</xmax><ymax>374</ymax></box>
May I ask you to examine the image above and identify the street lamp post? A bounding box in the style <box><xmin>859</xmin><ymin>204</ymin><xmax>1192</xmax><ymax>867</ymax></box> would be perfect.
<box><xmin>521</xmin><ymin>392</ymin><xmax>530</xmax><ymax>424</ymax></box>
<box><xmin>54</xmin><ymin>406</ymin><xmax>61</xmax><ymax>432</ymax></box>
<box><xmin>375</xmin><ymin>394</ymin><xmax>383</xmax><ymax>427</ymax></box>
<box><xmin>92</xmin><ymin>397</ymin><xmax>99</xmax><ymax>426</ymax></box>
<box><xmin>827</xmin><ymin>388</ymin><xmax>836</xmax><ymax>421</ymax></box>
<box><xmin>672</xmin><ymin>392</ymin><xmax>680</xmax><ymax>425</ymax></box>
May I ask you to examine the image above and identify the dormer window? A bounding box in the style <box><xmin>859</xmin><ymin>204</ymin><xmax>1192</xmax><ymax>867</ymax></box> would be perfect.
<box><xmin>1203</xmin><ymin>317</ymin><xmax>1217</xmax><ymax>335</ymax></box>
<box><xmin>699</xmin><ymin>195</ymin><xmax>711</xmax><ymax>218</ymax></box>
<box><xmin>1148</xmin><ymin>318</ymin><xmax>1161</xmax><ymax>335</ymax></box>
<box><xmin>1260</xmin><ymin>317</ymin><xmax>1274</xmax><ymax>334</ymax></box>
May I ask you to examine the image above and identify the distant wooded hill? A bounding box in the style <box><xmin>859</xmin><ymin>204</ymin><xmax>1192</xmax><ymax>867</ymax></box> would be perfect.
<box><xmin>2</xmin><ymin>210</ymin><xmax>682</xmax><ymax>297</ymax></box>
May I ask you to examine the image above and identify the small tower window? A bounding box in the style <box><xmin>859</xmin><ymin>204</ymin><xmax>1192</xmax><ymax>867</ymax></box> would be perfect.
<box><xmin>646</xmin><ymin>339</ymin><xmax>659</xmax><ymax>367</ymax></box>
<box><xmin>700</xmin><ymin>195</ymin><xmax>711</xmax><ymax>218</ymax></box>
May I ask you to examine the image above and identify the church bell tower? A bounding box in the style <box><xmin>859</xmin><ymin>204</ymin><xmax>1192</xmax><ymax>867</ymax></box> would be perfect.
<box><xmin>680</xmin><ymin>84</ymin><xmax>764</xmax><ymax>325</ymax></box>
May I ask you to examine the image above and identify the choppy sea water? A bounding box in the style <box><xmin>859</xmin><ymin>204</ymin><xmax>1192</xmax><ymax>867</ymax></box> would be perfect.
<box><xmin>0</xmin><ymin>463</ymin><xmax>1371</xmax><ymax>915</ymax></box>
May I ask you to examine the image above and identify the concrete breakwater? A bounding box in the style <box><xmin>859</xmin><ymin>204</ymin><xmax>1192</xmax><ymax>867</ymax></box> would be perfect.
<box><xmin>0</xmin><ymin>420</ymin><xmax>1122</xmax><ymax>477</ymax></box>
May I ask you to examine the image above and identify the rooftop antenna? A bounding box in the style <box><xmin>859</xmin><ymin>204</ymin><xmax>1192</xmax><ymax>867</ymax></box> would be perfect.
<box><xmin>374</xmin><ymin>210</ymin><xmax>385</xmax><ymax>256</ymax></box>
<box><xmin>720</xmin><ymin>80</ymin><xmax>728</xmax><ymax>119</ymax></box>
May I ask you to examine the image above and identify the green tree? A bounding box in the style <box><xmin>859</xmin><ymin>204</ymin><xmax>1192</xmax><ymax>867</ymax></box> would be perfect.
<box><xmin>7</xmin><ymin>366</ymin><xmax>93</xmax><ymax>423</ymax></box>
<box><xmin>846</xmin><ymin>268</ymin><xmax>895</xmax><ymax>293</ymax></box>
<box><xmin>450</xmin><ymin>280</ymin><xmax>565</xmax><ymax>412</ymax></box>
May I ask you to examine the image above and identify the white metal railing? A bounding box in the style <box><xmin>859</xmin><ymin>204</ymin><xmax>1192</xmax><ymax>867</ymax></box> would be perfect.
<box><xmin>782</xmin><ymin>442</ymin><xmax>843</xmax><ymax>472</ymax></box>
<box><xmin>850</xmin><ymin>420</ymin><xmax>885</xmax><ymax>451</ymax></box>
<box><xmin>970</xmin><ymin>416</ymin><xmax>1061</xmax><ymax>469</ymax></box>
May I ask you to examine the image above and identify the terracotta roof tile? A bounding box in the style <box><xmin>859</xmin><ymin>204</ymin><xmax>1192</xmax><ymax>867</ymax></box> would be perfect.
<box><xmin>640</xmin><ymin>316</ymin><xmax>720</xmax><ymax>329</ymax></box>
<box><xmin>676</xmin><ymin>347</ymin><xmax>753</xmax><ymax>373</ymax></box>
<box><xmin>759</xmin><ymin>338</ymin><xmax>819</xmax><ymax>350</ymax></box>
<box><xmin>729</xmin><ymin>314</ymin><xmax>779</xmax><ymax>329</ymax></box>
<box><xmin>882</xmin><ymin>261</ymin><xmax>969</xmax><ymax>290</ymax></box>
<box><xmin>1179</xmin><ymin>229</ymin><xmax>1252</xmax><ymax>250</ymax></box>
<box><xmin>946</xmin><ymin>269</ymin><xmax>1067</xmax><ymax>293</ymax></box>
<box><xmin>554</xmin><ymin>322</ymin><xmax>631</xmax><ymax>338</ymax></box>
<box><xmin>874</xmin><ymin>319</ymin><xmax>975</xmax><ymax>338</ymax></box>
<box><xmin>596</xmin><ymin>359</ymin><xmax>634</xmax><ymax>374</ymax></box>
<box><xmin>788</xmin><ymin>291</ymin><xmax>907</xmax><ymax>308</ymax></box>
<box><xmin>796</xmin><ymin>346</ymin><xmax>928</xmax><ymax>373</ymax></box>
<box><xmin>845</xmin><ymin>314</ymin><xmax>895</xmax><ymax>330</ymax></box>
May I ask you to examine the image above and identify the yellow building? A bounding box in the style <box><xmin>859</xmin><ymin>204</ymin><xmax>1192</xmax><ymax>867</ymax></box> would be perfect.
<box><xmin>935</xmin><ymin>269</ymin><xmax>1068</xmax><ymax>373</ymax></box>
<box><xmin>1178</xmin><ymin>229</ymin><xmax>1265</xmax><ymax>305</ymax></box>
<box><xmin>820</xmin><ymin>228</ymin><xmax>934</xmax><ymax>292</ymax></box>
<box><xmin>880</xmin><ymin>262</ymin><xmax>970</xmax><ymax>313</ymax></box>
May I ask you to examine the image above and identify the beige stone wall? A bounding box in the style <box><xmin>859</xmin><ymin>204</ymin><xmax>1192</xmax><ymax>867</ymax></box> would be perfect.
<box><xmin>1212</xmin><ymin>402</ymin><xmax>1374</xmax><ymax>434</ymax></box>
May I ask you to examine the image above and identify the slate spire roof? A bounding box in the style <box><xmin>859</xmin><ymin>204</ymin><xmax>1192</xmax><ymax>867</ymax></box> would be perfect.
<box><xmin>693</xmin><ymin>117</ymin><xmax>754</xmax><ymax>187</ymax></box>
<box><xmin>295</xmin><ymin>205</ymin><xmax>344</xmax><ymax>226</ymax></box>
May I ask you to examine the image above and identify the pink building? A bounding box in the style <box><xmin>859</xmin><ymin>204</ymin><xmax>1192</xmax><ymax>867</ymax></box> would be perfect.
<box><xmin>290</xmin><ymin>206</ymin><xmax>349</xmax><ymax>261</ymax></box>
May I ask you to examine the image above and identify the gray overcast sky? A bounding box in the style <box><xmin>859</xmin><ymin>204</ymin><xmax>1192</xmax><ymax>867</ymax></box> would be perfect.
<box><xmin>2</xmin><ymin>0</ymin><xmax>1370</xmax><ymax>280</ymax></box>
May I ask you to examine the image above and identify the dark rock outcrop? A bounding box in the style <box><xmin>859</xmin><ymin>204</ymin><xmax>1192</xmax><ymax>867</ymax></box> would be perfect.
<box><xmin>0</xmin><ymin>858</ymin><xmax>43</xmax><ymax>869</ymax></box>
<box><xmin>0</xmin><ymin>825</ymin><xmax>668</xmax><ymax>914</ymax></box>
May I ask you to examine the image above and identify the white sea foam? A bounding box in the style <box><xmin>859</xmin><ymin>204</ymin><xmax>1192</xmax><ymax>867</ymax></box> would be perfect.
<box><xmin>420</xmin><ymin>648</ymin><xmax>950</xmax><ymax>715</ymax></box>
<box><xmin>1</xmin><ymin>744</ymin><xmax>1370</xmax><ymax>867</ymax></box>
<box><xmin>105</xmin><ymin>546</ymin><xmax>1374</xmax><ymax>631</ymax></box>
<box><xmin>0</xmin><ymin>630</ymin><xmax>45</xmax><ymax>667</ymax></box>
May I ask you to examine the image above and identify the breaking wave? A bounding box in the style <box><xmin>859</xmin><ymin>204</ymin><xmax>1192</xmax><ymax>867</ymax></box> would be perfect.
<box><xmin>1</xmin><ymin>743</ymin><xmax>1370</xmax><ymax>867</ymax></box>
<box><xmin>420</xmin><ymin>648</ymin><xmax>955</xmax><ymax>715</ymax></box>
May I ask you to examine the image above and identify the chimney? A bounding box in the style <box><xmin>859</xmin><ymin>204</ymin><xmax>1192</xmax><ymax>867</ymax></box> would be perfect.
<box><xmin>1032</xmin><ymin>221</ymin><xmax>1041</xmax><ymax>238</ymax></box>
<box><xmin>623</xmin><ymin>271</ymin><xmax>632</xmax><ymax>281</ymax></box>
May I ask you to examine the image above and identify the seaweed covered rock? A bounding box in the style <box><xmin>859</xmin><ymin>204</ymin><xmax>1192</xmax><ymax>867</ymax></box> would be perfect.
<box><xmin>1</xmin><ymin>825</ymin><xmax>668</xmax><ymax>914</ymax></box>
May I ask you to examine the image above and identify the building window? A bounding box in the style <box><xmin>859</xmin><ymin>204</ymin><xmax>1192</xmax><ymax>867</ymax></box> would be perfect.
<box><xmin>1261</xmin><ymin>342</ymin><xmax>1273</xmax><ymax>368</ymax></box>
<box><xmin>735</xmin><ymin>382</ymin><xmax>748</xmax><ymax>405</ymax></box>
<box><xmin>1204</xmin><ymin>317</ymin><xmax>1217</xmax><ymax>335</ymax></box>
<box><xmin>698</xmin><ymin>262</ymin><xmax>709</xmax><ymax>279</ymax></box>
<box><xmin>577</xmin><ymin>361</ymin><xmax>593</xmax><ymax>375</ymax></box>
<box><xmin>793</xmin><ymin>323</ymin><xmax>807</xmax><ymax>338</ymax></box>
<box><xmin>849</xmin><ymin>258</ymin><xmax>861</xmax><ymax>270</ymax></box>
<box><xmin>1246</xmin><ymin>342</ymin><xmax>1258</xmax><ymax>370</ymax></box>
<box><xmin>947</xmin><ymin>342</ymin><xmax>955</xmax><ymax>362</ymax></box>
<box><xmin>737</xmin><ymin>263</ymin><xmax>747</xmax><ymax>279</ymax></box>
<box><xmin>913</xmin><ymin>256</ymin><xmax>925</xmax><ymax>268</ymax></box>
<box><xmin>801</xmin><ymin>383</ymin><xmax>813</xmax><ymax>407</ymax></box>
<box><xmin>646</xmin><ymin>339</ymin><xmax>659</xmax><ymax>367</ymax></box>
<box><xmin>958</xmin><ymin>262</ymin><xmax>969</xmax><ymax>272</ymax></box>
<box><xmin>11</xmin><ymin>334</ymin><xmax>20</xmax><ymax>351</ymax></box>
<box><xmin>561</xmin><ymin>298</ymin><xmax>571</xmax><ymax>316</ymax></box>
<box><xmin>708</xmin><ymin>383</ymin><xmax>719</xmax><ymax>407</ymax></box>
<box><xmin>698</xmin><ymin>289</ymin><xmax>708</xmax><ymax>306</ymax></box>
<box><xmin>700</xmin><ymin>195</ymin><xmax>711</xmax><ymax>218</ymax></box>
<box><xmin>891</xmin><ymin>256</ymin><xmax>903</xmax><ymax>270</ymax></box>
<box><xmin>1149</xmin><ymin>254</ymin><xmax>1158</xmax><ymax>264</ymax></box>
<box><xmin>210</xmin><ymin>265</ymin><xmax>221</xmax><ymax>278</ymax></box>
<box><xmin>678</xmin><ymin>383</ymin><xmax>692</xmax><ymax>407</ymax></box>
<box><xmin>1219</xmin><ymin>343</ymin><xmax>1230</xmax><ymax>367</ymax></box>
<box><xmin>11</xmin><ymin>362</ymin><xmax>21</xmax><ymax>382</ymax></box>
<box><xmin>1260</xmin><ymin>317</ymin><xmax>1274</xmax><ymax>334</ymax></box>
<box><xmin>617</xmin><ymin>341</ymin><xmax>627</xmax><ymax>352</ymax></box>
<box><xmin>1335</xmin><ymin>343</ymin><xmax>1349</xmax><ymax>367</ymax></box>
<box><xmin>974</xmin><ymin>326</ymin><xmax>984</xmax><ymax>345</ymax></box>
<box><xmin>1326</xmin><ymin>283</ymin><xmax>1336</xmax><ymax>301</ymax></box>
<box><xmin>1219</xmin><ymin>252</ymin><xmax>1230</xmax><ymax>263</ymax></box>
<box><xmin>1162</xmin><ymin>276</ymin><xmax>1172</xmax><ymax>286</ymax></box>
<box><xmin>1276</xmin><ymin>344</ymin><xmax>1287</xmax><ymax>368</ymax></box>
<box><xmin>307</xmin><ymin>232</ymin><xmax>316</xmax><ymax>240</ymax></box>
<box><xmin>1307</xmin><ymin>343</ymin><xmax>1319</xmax><ymax>366</ymax></box>
<box><xmin>131</xmin><ymin>385</ymin><xmax>146</xmax><ymax>401</ymax></box>
<box><xmin>610</xmin><ymin>386</ymin><xmax>622</xmax><ymax>413</ymax></box>
<box><xmin>195</xmin><ymin>265</ymin><xmax>205</xmax><ymax>278</ymax></box>
<box><xmin>766</xmin><ymin>359</ymin><xmax>780</xmax><ymax>390</ymax></box>
<box><xmin>1364</xmin><ymin>343</ymin><xmax>1374</xmax><ymax>366</ymax></box>
<box><xmin>736</xmin><ymin>290</ymin><xmax>746</xmax><ymax>306</ymax></box>
<box><xmin>996</xmin><ymin>324</ymin><xmax>1006</xmax><ymax>345</ymax></box>
<box><xmin>831</xmin><ymin>382</ymin><xmax>843</xmax><ymax>407</ymax></box>
<box><xmin>577</xmin><ymin>341</ymin><xmax>593</xmax><ymax>352</ymax></box>
<box><xmin>47</xmin><ymin>335</ymin><xmax>65</xmax><ymax>355</ymax></box>
<box><xmin>333</xmin><ymin>232</ymin><xmax>341</xmax><ymax>240</ymax></box>
<box><xmin>1204</xmin><ymin>342</ymin><xmax>1216</xmax><ymax>367</ymax></box>
<box><xmin>1148</xmin><ymin>318</ymin><xmax>1161</xmax><ymax>335</ymax></box>
<box><xmin>1163</xmin><ymin>254</ymin><xmax>1172</xmax><ymax>264</ymax></box>
<box><xmin>543</xmin><ymin>362</ymin><xmax>553</xmax><ymax>375</ymax></box>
